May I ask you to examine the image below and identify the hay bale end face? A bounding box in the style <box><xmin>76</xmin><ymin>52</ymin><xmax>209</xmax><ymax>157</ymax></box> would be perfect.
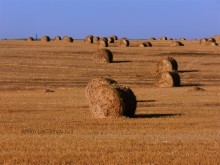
<box><xmin>155</xmin><ymin>71</ymin><xmax>180</xmax><ymax>87</ymax></box>
<box><xmin>171</xmin><ymin>41</ymin><xmax>184</xmax><ymax>46</ymax></box>
<box><xmin>157</xmin><ymin>57</ymin><xmax>178</xmax><ymax>72</ymax></box>
<box><xmin>27</xmin><ymin>37</ymin><xmax>34</xmax><ymax>41</ymax></box>
<box><xmin>111</xmin><ymin>35</ymin><xmax>118</xmax><ymax>40</ymax></box>
<box><xmin>85</xmin><ymin>78</ymin><xmax>137</xmax><ymax>118</ymax></box>
<box><xmin>63</xmin><ymin>36</ymin><xmax>73</xmax><ymax>42</ymax></box>
<box><xmin>119</xmin><ymin>39</ymin><xmax>129</xmax><ymax>47</ymax></box>
<box><xmin>54</xmin><ymin>36</ymin><xmax>61</xmax><ymax>41</ymax></box>
<box><xmin>98</xmin><ymin>40</ymin><xmax>108</xmax><ymax>48</ymax></box>
<box><xmin>41</xmin><ymin>36</ymin><xmax>50</xmax><ymax>42</ymax></box>
<box><xmin>93</xmin><ymin>48</ymin><xmax>113</xmax><ymax>63</ymax></box>
<box><xmin>84</xmin><ymin>35</ymin><xmax>93</xmax><ymax>43</ymax></box>
<box><xmin>108</xmin><ymin>37</ymin><xmax>114</xmax><ymax>43</ymax></box>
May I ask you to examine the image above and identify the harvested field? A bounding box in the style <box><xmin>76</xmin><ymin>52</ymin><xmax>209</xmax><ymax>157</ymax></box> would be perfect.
<box><xmin>0</xmin><ymin>39</ymin><xmax>219</xmax><ymax>164</ymax></box>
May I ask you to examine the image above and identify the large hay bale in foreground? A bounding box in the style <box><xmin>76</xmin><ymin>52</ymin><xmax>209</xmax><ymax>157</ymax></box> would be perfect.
<box><xmin>108</xmin><ymin>37</ymin><xmax>114</xmax><ymax>43</ymax></box>
<box><xmin>27</xmin><ymin>37</ymin><xmax>34</xmax><ymax>41</ymax></box>
<box><xmin>85</xmin><ymin>78</ymin><xmax>137</xmax><ymax>118</ymax></box>
<box><xmin>98</xmin><ymin>40</ymin><xmax>108</xmax><ymax>48</ymax></box>
<box><xmin>54</xmin><ymin>36</ymin><xmax>61</xmax><ymax>41</ymax></box>
<box><xmin>157</xmin><ymin>57</ymin><xmax>178</xmax><ymax>72</ymax></box>
<box><xmin>119</xmin><ymin>39</ymin><xmax>129</xmax><ymax>47</ymax></box>
<box><xmin>41</xmin><ymin>36</ymin><xmax>50</xmax><ymax>42</ymax></box>
<box><xmin>171</xmin><ymin>41</ymin><xmax>184</xmax><ymax>46</ymax></box>
<box><xmin>84</xmin><ymin>35</ymin><xmax>93</xmax><ymax>43</ymax></box>
<box><xmin>63</xmin><ymin>36</ymin><xmax>73</xmax><ymax>42</ymax></box>
<box><xmin>155</xmin><ymin>71</ymin><xmax>180</xmax><ymax>87</ymax></box>
<box><xmin>93</xmin><ymin>48</ymin><xmax>113</xmax><ymax>63</ymax></box>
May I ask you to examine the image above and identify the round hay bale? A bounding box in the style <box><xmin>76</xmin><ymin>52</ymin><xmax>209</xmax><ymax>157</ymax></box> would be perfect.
<box><xmin>149</xmin><ymin>37</ymin><xmax>156</xmax><ymax>40</ymax></box>
<box><xmin>100</xmin><ymin>37</ymin><xmax>108</xmax><ymax>43</ymax></box>
<box><xmin>119</xmin><ymin>39</ymin><xmax>129</xmax><ymax>47</ymax></box>
<box><xmin>93</xmin><ymin>37</ymin><xmax>100</xmax><ymax>43</ymax></box>
<box><xmin>171</xmin><ymin>41</ymin><xmax>184</xmax><ymax>46</ymax></box>
<box><xmin>144</xmin><ymin>42</ymin><xmax>152</xmax><ymax>47</ymax></box>
<box><xmin>54</xmin><ymin>36</ymin><xmax>61</xmax><ymax>41</ymax></box>
<box><xmin>63</xmin><ymin>36</ymin><xmax>73</xmax><ymax>42</ymax></box>
<box><xmin>85</xmin><ymin>78</ymin><xmax>137</xmax><ymax>118</ymax></box>
<box><xmin>27</xmin><ymin>37</ymin><xmax>34</xmax><ymax>41</ymax></box>
<box><xmin>41</xmin><ymin>36</ymin><xmax>50</xmax><ymax>42</ymax></box>
<box><xmin>84</xmin><ymin>35</ymin><xmax>93</xmax><ymax>43</ymax></box>
<box><xmin>157</xmin><ymin>57</ymin><xmax>178</xmax><ymax>72</ymax></box>
<box><xmin>93</xmin><ymin>48</ymin><xmax>113</xmax><ymax>63</ymax></box>
<box><xmin>98</xmin><ymin>40</ymin><xmax>108</xmax><ymax>48</ymax></box>
<box><xmin>85</xmin><ymin>77</ymin><xmax>118</xmax><ymax>100</ymax></box>
<box><xmin>155</xmin><ymin>71</ymin><xmax>180</xmax><ymax>87</ymax></box>
<box><xmin>200</xmin><ymin>38</ymin><xmax>208</xmax><ymax>45</ymax></box>
<box><xmin>111</xmin><ymin>35</ymin><xmax>118</xmax><ymax>40</ymax></box>
<box><xmin>207</xmin><ymin>38</ymin><xmax>216</xmax><ymax>42</ymax></box>
<box><xmin>137</xmin><ymin>43</ymin><xmax>147</xmax><ymax>47</ymax></box>
<box><xmin>160</xmin><ymin>36</ymin><xmax>167</xmax><ymax>40</ymax></box>
<box><xmin>206</xmin><ymin>40</ymin><xmax>218</xmax><ymax>46</ymax></box>
<box><xmin>180</xmin><ymin>38</ymin><xmax>186</xmax><ymax>40</ymax></box>
<box><xmin>108</xmin><ymin>37</ymin><xmax>114</xmax><ymax>43</ymax></box>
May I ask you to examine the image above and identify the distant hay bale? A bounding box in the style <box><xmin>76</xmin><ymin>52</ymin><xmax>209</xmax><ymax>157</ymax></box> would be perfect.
<box><xmin>169</xmin><ymin>38</ymin><xmax>173</xmax><ymax>40</ymax></box>
<box><xmin>41</xmin><ymin>36</ymin><xmax>50</xmax><ymax>42</ymax></box>
<box><xmin>155</xmin><ymin>71</ymin><xmax>180</xmax><ymax>87</ymax></box>
<box><xmin>149</xmin><ymin>37</ymin><xmax>156</xmax><ymax>40</ymax></box>
<box><xmin>207</xmin><ymin>38</ymin><xmax>216</xmax><ymax>42</ymax></box>
<box><xmin>180</xmin><ymin>38</ymin><xmax>186</xmax><ymax>40</ymax></box>
<box><xmin>84</xmin><ymin>35</ymin><xmax>93</xmax><ymax>43</ymax></box>
<box><xmin>108</xmin><ymin>37</ymin><xmax>114</xmax><ymax>43</ymax></box>
<box><xmin>171</xmin><ymin>41</ymin><xmax>184</xmax><ymax>46</ymax></box>
<box><xmin>85</xmin><ymin>78</ymin><xmax>137</xmax><ymax>118</ymax></box>
<box><xmin>111</xmin><ymin>35</ymin><xmax>118</xmax><ymax>40</ymax></box>
<box><xmin>100</xmin><ymin>37</ymin><xmax>108</xmax><ymax>43</ymax></box>
<box><xmin>160</xmin><ymin>36</ymin><xmax>168</xmax><ymax>40</ymax></box>
<box><xmin>93</xmin><ymin>37</ymin><xmax>100</xmax><ymax>43</ymax></box>
<box><xmin>199</xmin><ymin>38</ymin><xmax>208</xmax><ymax>45</ymax></box>
<box><xmin>98</xmin><ymin>40</ymin><xmax>108</xmax><ymax>48</ymax></box>
<box><xmin>54</xmin><ymin>36</ymin><xmax>61</xmax><ymax>41</ymax></box>
<box><xmin>200</xmin><ymin>38</ymin><xmax>218</xmax><ymax>46</ymax></box>
<box><xmin>157</xmin><ymin>57</ymin><xmax>178</xmax><ymax>72</ymax></box>
<box><xmin>119</xmin><ymin>39</ymin><xmax>129</xmax><ymax>47</ymax></box>
<box><xmin>27</xmin><ymin>37</ymin><xmax>34</xmax><ymax>41</ymax></box>
<box><xmin>63</xmin><ymin>36</ymin><xmax>73</xmax><ymax>42</ymax></box>
<box><xmin>93</xmin><ymin>48</ymin><xmax>113</xmax><ymax>63</ymax></box>
<box><xmin>137</xmin><ymin>42</ymin><xmax>152</xmax><ymax>47</ymax></box>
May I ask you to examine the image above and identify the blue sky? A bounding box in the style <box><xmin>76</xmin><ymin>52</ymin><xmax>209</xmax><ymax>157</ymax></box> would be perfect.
<box><xmin>0</xmin><ymin>0</ymin><xmax>220</xmax><ymax>39</ymax></box>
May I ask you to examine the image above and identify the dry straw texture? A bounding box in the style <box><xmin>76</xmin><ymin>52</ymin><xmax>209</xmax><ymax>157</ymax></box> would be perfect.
<box><xmin>98</xmin><ymin>40</ymin><xmax>108</xmax><ymax>48</ymax></box>
<box><xmin>54</xmin><ymin>36</ymin><xmax>61</xmax><ymax>41</ymax></box>
<box><xmin>108</xmin><ymin>37</ymin><xmax>114</xmax><ymax>43</ymax></box>
<box><xmin>214</xmin><ymin>35</ymin><xmax>220</xmax><ymax>41</ymax></box>
<box><xmin>157</xmin><ymin>57</ymin><xmax>178</xmax><ymax>72</ymax></box>
<box><xmin>119</xmin><ymin>39</ymin><xmax>129</xmax><ymax>47</ymax></box>
<box><xmin>160</xmin><ymin>36</ymin><xmax>168</xmax><ymax>40</ymax></box>
<box><xmin>27</xmin><ymin>37</ymin><xmax>33</xmax><ymax>41</ymax></box>
<box><xmin>111</xmin><ymin>35</ymin><xmax>118</xmax><ymax>40</ymax></box>
<box><xmin>93</xmin><ymin>37</ymin><xmax>100</xmax><ymax>43</ymax></box>
<box><xmin>200</xmin><ymin>38</ymin><xmax>218</xmax><ymax>46</ymax></box>
<box><xmin>84</xmin><ymin>35</ymin><xmax>93</xmax><ymax>43</ymax></box>
<box><xmin>93</xmin><ymin>48</ymin><xmax>113</xmax><ymax>63</ymax></box>
<box><xmin>149</xmin><ymin>37</ymin><xmax>156</xmax><ymax>40</ymax></box>
<box><xmin>171</xmin><ymin>41</ymin><xmax>184</xmax><ymax>47</ymax></box>
<box><xmin>100</xmin><ymin>37</ymin><xmax>108</xmax><ymax>43</ymax></box>
<box><xmin>63</xmin><ymin>36</ymin><xmax>73</xmax><ymax>42</ymax></box>
<box><xmin>155</xmin><ymin>71</ymin><xmax>180</xmax><ymax>87</ymax></box>
<box><xmin>85</xmin><ymin>78</ymin><xmax>136</xmax><ymax>118</ymax></box>
<box><xmin>137</xmin><ymin>42</ymin><xmax>152</xmax><ymax>47</ymax></box>
<box><xmin>41</xmin><ymin>36</ymin><xmax>50</xmax><ymax>42</ymax></box>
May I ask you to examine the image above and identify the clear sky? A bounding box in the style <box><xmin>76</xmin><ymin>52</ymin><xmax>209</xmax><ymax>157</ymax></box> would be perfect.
<box><xmin>0</xmin><ymin>0</ymin><xmax>220</xmax><ymax>39</ymax></box>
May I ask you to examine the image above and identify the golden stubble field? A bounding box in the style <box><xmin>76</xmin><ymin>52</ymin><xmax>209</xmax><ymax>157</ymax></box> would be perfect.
<box><xmin>0</xmin><ymin>39</ymin><xmax>219</xmax><ymax>164</ymax></box>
